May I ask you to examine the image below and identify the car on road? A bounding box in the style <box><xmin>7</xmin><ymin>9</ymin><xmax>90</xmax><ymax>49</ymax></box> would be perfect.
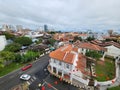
<box><xmin>20</xmin><ymin>74</ymin><xmax>31</xmax><ymax>80</ymax></box>
<box><xmin>21</xmin><ymin>64</ymin><xmax>32</xmax><ymax>71</ymax></box>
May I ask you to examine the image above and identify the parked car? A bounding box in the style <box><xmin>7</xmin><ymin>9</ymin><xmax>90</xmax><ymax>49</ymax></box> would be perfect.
<box><xmin>20</xmin><ymin>74</ymin><xmax>31</xmax><ymax>80</ymax></box>
<box><xmin>21</xmin><ymin>64</ymin><xmax>32</xmax><ymax>71</ymax></box>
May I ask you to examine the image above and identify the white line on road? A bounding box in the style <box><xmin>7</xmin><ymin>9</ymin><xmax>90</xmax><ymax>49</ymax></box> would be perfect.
<box><xmin>27</xmin><ymin>81</ymin><xmax>30</xmax><ymax>85</ymax></box>
<box><xmin>32</xmin><ymin>76</ymin><xmax>37</xmax><ymax>80</ymax></box>
<box><xmin>31</xmin><ymin>78</ymin><xmax>34</xmax><ymax>82</ymax></box>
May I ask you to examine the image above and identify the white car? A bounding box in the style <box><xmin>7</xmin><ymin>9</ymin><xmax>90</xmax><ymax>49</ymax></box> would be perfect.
<box><xmin>20</xmin><ymin>74</ymin><xmax>31</xmax><ymax>80</ymax></box>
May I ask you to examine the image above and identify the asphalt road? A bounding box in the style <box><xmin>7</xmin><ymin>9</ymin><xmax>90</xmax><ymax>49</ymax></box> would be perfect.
<box><xmin>0</xmin><ymin>54</ymin><xmax>50</xmax><ymax>90</ymax></box>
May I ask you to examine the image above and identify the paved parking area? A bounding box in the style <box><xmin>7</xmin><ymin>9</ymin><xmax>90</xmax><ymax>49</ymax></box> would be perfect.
<box><xmin>43</xmin><ymin>74</ymin><xmax>79</xmax><ymax>90</ymax></box>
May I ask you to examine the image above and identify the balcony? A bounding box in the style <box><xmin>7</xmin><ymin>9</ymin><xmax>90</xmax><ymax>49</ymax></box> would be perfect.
<box><xmin>47</xmin><ymin>65</ymin><xmax>71</xmax><ymax>84</ymax></box>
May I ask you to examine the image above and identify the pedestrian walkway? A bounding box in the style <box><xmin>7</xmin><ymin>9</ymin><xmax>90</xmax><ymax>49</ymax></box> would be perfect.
<box><xmin>27</xmin><ymin>76</ymin><xmax>37</xmax><ymax>85</ymax></box>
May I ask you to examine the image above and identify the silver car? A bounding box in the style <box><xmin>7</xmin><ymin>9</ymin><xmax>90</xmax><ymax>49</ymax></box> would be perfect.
<box><xmin>20</xmin><ymin>74</ymin><xmax>31</xmax><ymax>80</ymax></box>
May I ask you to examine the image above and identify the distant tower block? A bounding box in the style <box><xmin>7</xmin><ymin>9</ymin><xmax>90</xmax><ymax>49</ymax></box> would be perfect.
<box><xmin>16</xmin><ymin>25</ymin><xmax>23</xmax><ymax>32</ymax></box>
<box><xmin>2</xmin><ymin>24</ymin><xmax>9</xmax><ymax>31</ymax></box>
<box><xmin>44</xmin><ymin>24</ymin><xmax>48</xmax><ymax>32</ymax></box>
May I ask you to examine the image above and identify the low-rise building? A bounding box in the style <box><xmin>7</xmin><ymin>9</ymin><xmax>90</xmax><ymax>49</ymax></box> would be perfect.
<box><xmin>91</xmin><ymin>40</ymin><xmax>120</xmax><ymax>57</ymax></box>
<box><xmin>48</xmin><ymin>41</ymin><xmax>108</xmax><ymax>87</ymax></box>
<box><xmin>73</xmin><ymin>40</ymin><xmax>107</xmax><ymax>59</ymax></box>
<box><xmin>48</xmin><ymin>44</ymin><xmax>90</xmax><ymax>86</ymax></box>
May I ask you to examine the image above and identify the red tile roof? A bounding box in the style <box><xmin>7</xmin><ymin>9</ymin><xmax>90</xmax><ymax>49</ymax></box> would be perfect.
<box><xmin>79</xmin><ymin>34</ymin><xmax>88</xmax><ymax>37</ymax></box>
<box><xmin>50</xmin><ymin>50</ymin><xmax>66</xmax><ymax>61</ymax></box>
<box><xmin>91</xmin><ymin>40</ymin><xmax>120</xmax><ymax>49</ymax></box>
<box><xmin>74</xmin><ymin>41</ymin><xmax>107</xmax><ymax>51</ymax></box>
<box><xmin>76</xmin><ymin>54</ymin><xmax>86</xmax><ymax>70</ymax></box>
<box><xmin>49</xmin><ymin>45</ymin><xmax>89</xmax><ymax>75</ymax></box>
<box><xmin>49</xmin><ymin>45</ymin><xmax>74</xmax><ymax>63</ymax></box>
<box><xmin>50</xmin><ymin>45</ymin><xmax>83</xmax><ymax>64</ymax></box>
<box><xmin>72</xmin><ymin>47</ymin><xmax>78</xmax><ymax>52</ymax></box>
<box><xmin>64</xmin><ymin>53</ymin><xmax>75</xmax><ymax>64</ymax></box>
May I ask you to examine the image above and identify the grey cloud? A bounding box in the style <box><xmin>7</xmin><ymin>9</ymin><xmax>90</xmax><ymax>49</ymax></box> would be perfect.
<box><xmin>0</xmin><ymin>0</ymin><xmax>120</xmax><ymax>31</ymax></box>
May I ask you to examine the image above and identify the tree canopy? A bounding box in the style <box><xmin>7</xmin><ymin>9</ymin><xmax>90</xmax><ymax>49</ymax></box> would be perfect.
<box><xmin>0</xmin><ymin>58</ymin><xmax>4</xmax><ymax>68</ymax></box>
<box><xmin>14</xmin><ymin>37</ymin><xmax>32</xmax><ymax>46</ymax></box>
<box><xmin>21</xmin><ymin>51</ymin><xmax>39</xmax><ymax>63</ymax></box>
<box><xmin>0</xmin><ymin>51</ymin><xmax>15</xmax><ymax>61</ymax></box>
<box><xmin>73</xmin><ymin>36</ymin><xmax>82</xmax><ymax>42</ymax></box>
<box><xmin>0</xmin><ymin>51</ymin><xmax>15</xmax><ymax>67</ymax></box>
<box><xmin>49</xmin><ymin>38</ymin><xmax>56</xmax><ymax>46</ymax></box>
<box><xmin>86</xmin><ymin>36</ymin><xmax>95</xmax><ymax>41</ymax></box>
<box><xmin>85</xmin><ymin>51</ymin><xmax>102</xmax><ymax>59</ymax></box>
<box><xmin>4</xmin><ymin>43</ymin><xmax>21</xmax><ymax>52</ymax></box>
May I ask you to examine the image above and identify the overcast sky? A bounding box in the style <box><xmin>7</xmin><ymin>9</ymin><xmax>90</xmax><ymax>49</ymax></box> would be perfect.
<box><xmin>0</xmin><ymin>0</ymin><xmax>120</xmax><ymax>32</ymax></box>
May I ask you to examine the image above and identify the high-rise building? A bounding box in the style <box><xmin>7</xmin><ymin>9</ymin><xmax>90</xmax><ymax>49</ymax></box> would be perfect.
<box><xmin>16</xmin><ymin>25</ymin><xmax>23</xmax><ymax>32</ymax></box>
<box><xmin>44</xmin><ymin>24</ymin><xmax>48</xmax><ymax>32</ymax></box>
<box><xmin>2</xmin><ymin>24</ymin><xmax>9</xmax><ymax>31</ymax></box>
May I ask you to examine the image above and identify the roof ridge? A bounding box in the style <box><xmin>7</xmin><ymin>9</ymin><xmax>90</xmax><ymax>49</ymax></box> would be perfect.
<box><xmin>63</xmin><ymin>51</ymin><xmax>69</xmax><ymax>61</ymax></box>
<box><xmin>91</xmin><ymin>43</ymin><xmax>100</xmax><ymax>50</ymax></box>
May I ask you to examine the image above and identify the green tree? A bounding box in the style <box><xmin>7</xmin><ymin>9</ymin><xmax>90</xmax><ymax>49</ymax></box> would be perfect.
<box><xmin>86</xmin><ymin>51</ymin><xmax>102</xmax><ymax>59</ymax></box>
<box><xmin>35</xmin><ymin>38</ymin><xmax>42</xmax><ymax>44</ymax></box>
<box><xmin>48</xmin><ymin>31</ymin><xmax>56</xmax><ymax>34</ymax></box>
<box><xmin>0</xmin><ymin>51</ymin><xmax>15</xmax><ymax>66</ymax></box>
<box><xmin>73</xmin><ymin>36</ymin><xmax>82</xmax><ymax>42</ymax></box>
<box><xmin>49</xmin><ymin>38</ymin><xmax>56</xmax><ymax>46</ymax></box>
<box><xmin>0</xmin><ymin>58</ymin><xmax>4</xmax><ymax>68</ymax></box>
<box><xmin>0</xmin><ymin>51</ymin><xmax>15</xmax><ymax>61</ymax></box>
<box><xmin>86</xmin><ymin>36</ymin><xmax>95</xmax><ymax>41</ymax></box>
<box><xmin>21</xmin><ymin>51</ymin><xmax>39</xmax><ymax>63</ymax></box>
<box><xmin>4</xmin><ymin>43</ymin><xmax>21</xmax><ymax>52</ymax></box>
<box><xmin>14</xmin><ymin>37</ymin><xmax>32</xmax><ymax>46</ymax></box>
<box><xmin>14</xmin><ymin>54</ymin><xmax>22</xmax><ymax>63</ymax></box>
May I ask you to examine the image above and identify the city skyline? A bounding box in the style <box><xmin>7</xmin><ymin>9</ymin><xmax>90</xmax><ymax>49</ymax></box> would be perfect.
<box><xmin>0</xmin><ymin>0</ymin><xmax>120</xmax><ymax>32</ymax></box>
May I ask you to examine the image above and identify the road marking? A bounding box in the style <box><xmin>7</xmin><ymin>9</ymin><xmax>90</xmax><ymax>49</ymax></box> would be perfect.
<box><xmin>28</xmin><ymin>80</ymin><xmax>32</xmax><ymax>84</ymax></box>
<box><xmin>32</xmin><ymin>76</ymin><xmax>37</xmax><ymax>80</ymax></box>
<box><xmin>31</xmin><ymin>78</ymin><xmax>34</xmax><ymax>82</ymax></box>
<box><xmin>27</xmin><ymin>81</ymin><xmax>30</xmax><ymax>85</ymax></box>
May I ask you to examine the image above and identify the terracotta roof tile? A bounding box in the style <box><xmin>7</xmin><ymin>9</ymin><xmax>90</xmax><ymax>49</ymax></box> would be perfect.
<box><xmin>76</xmin><ymin>54</ymin><xmax>87</xmax><ymax>74</ymax></box>
<box><xmin>64</xmin><ymin>53</ymin><xmax>75</xmax><ymax>64</ymax></box>
<box><xmin>49</xmin><ymin>50</ymin><xmax>66</xmax><ymax>61</ymax></box>
<box><xmin>49</xmin><ymin>45</ymin><xmax>89</xmax><ymax>75</ymax></box>
<box><xmin>72</xmin><ymin>47</ymin><xmax>78</xmax><ymax>52</ymax></box>
<box><xmin>74</xmin><ymin>41</ymin><xmax>107</xmax><ymax>51</ymax></box>
<box><xmin>49</xmin><ymin>45</ymin><xmax>73</xmax><ymax>63</ymax></box>
<box><xmin>79</xmin><ymin>34</ymin><xmax>88</xmax><ymax>36</ymax></box>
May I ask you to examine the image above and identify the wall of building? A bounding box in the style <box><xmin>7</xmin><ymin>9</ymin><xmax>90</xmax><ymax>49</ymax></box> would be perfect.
<box><xmin>0</xmin><ymin>35</ymin><xmax>7</xmax><ymax>51</ymax></box>
<box><xmin>50</xmin><ymin>58</ymin><xmax>73</xmax><ymax>72</ymax></box>
<box><xmin>105</xmin><ymin>45</ymin><xmax>120</xmax><ymax>57</ymax></box>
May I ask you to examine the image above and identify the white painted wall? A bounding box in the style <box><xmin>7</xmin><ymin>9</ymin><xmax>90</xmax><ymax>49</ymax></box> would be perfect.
<box><xmin>0</xmin><ymin>35</ymin><xmax>7</xmax><ymax>51</ymax></box>
<box><xmin>78</xmin><ymin>48</ymin><xmax>86</xmax><ymax>55</ymax></box>
<box><xmin>50</xmin><ymin>58</ymin><xmax>72</xmax><ymax>73</ymax></box>
<box><xmin>72</xmin><ymin>74</ymin><xmax>89</xmax><ymax>85</ymax></box>
<box><xmin>105</xmin><ymin>45</ymin><xmax>120</xmax><ymax>57</ymax></box>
